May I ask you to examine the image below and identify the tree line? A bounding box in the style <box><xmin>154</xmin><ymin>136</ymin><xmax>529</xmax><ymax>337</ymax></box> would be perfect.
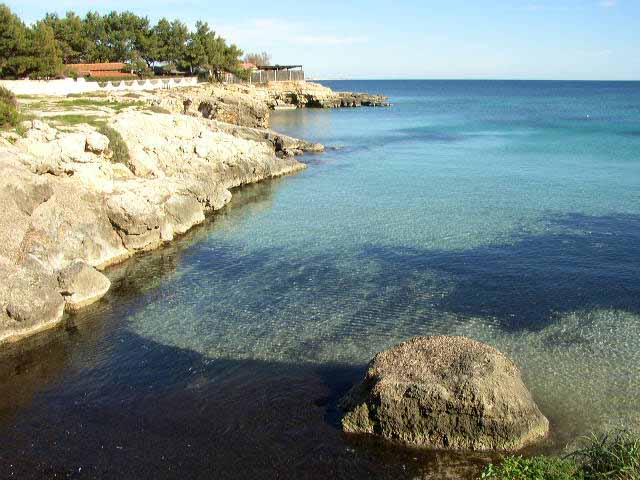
<box><xmin>0</xmin><ymin>4</ymin><xmax>249</xmax><ymax>80</ymax></box>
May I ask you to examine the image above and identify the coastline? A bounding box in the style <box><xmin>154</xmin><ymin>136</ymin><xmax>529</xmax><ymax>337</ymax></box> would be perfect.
<box><xmin>0</xmin><ymin>80</ymin><xmax>388</xmax><ymax>348</ymax></box>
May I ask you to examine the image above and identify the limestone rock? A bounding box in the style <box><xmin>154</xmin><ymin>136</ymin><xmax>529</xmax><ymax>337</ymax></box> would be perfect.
<box><xmin>20</xmin><ymin>182</ymin><xmax>129</xmax><ymax>271</ymax></box>
<box><xmin>0</xmin><ymin>256</ymin><xmax>65</xmax><ymax>343</ymax></box>
<box><xmin>1</xmin><ymin>108</ymin><xmax>313</xmax><ymax>346</ymax></box>
<box><xmin>341</xmin><ymin>336</ymin><xmax>549</xmax><ymax>451</ymax></box>
<box><xmin>85</xmin><ymin>132</ymin><xmax>110</xmax><ymax>154</ymax></box>
<box><xmin>135</xmin><ymin>81</ymin><xmax>388</xmax><ymax>130</ymax></box>
<box><xmin>58</xmin><ymin>260</ymin><xmax>111</xmax><ymax>311</ymax></box>
<box><xmin>164</xmin><ymin>193</ymin><xmax>206</xmax><ymax>236</ymax></box>
<box><xmin>262</xmin><ymin>81</ymin><xmax>390</xmax><ymax>109</ymax></box>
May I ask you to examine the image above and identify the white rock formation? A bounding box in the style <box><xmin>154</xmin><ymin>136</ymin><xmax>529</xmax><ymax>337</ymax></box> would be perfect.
<box><xmin>0</xmin><ymin>111</ymin><xmax>309</xmax><ymax>344</ymax></box>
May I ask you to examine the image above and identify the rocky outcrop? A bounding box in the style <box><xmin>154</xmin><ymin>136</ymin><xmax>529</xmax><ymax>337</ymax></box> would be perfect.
<box><xmin>0</xmin><ymin>110</ymin><xmax>314</xmax><ymax>345</ymax></box>
<box><xmin>341</xmin><ymin>336</ymin><xmax>549</xmax><ymax>451</ymax></box>
<box><xmin>210</xmin><ymin>120</ymin><xmax>324</xmax><ymax>158</ymax></box>
<box><xmin>137</xmin><ymin>81</ymin><xmax>389</xmax><ymax>129</ymax></box>
<box><xmin>146</xmin><ymin>86</ymin><xmax>271</xmax><ymax>128</ymax></box>
<box><xmin>265</xmin><ymin>81</ymin><xmax>390</xmax><ymax>109</ymax></box>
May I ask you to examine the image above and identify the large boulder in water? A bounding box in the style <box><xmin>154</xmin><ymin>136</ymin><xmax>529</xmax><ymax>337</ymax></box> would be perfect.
<box><xmin>340</xmin><ymin>336</ymin><xmax>549</xmax><ymax>451</ymax></box>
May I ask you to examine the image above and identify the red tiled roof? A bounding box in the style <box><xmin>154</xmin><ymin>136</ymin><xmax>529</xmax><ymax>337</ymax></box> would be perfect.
<box><xmin>66</xmin><ymin>63</ymin><xmax>128</xmax><ymax>72</ymax></box>
<box><xmin>88</xmin><ymin>70</ymin><xmax>137</xmax><ymax>78</ymax></box>
<box><xmin>240</xmin><ymin>62</ymin><xmax>257</xmax><ymax>70</ymax></box>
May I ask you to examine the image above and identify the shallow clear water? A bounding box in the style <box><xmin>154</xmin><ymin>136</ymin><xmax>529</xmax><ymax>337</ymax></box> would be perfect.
<box><xmin>1</xmin><ymin>80</ymin><xmax>639</xmax><ymax>479</ymax></box>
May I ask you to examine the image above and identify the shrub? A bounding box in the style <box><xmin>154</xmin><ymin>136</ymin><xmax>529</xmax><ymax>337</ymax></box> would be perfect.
<box><xmin>481</xmin><ymin>455</ymin><xmax>583</xmax><ymax>480</ymax></box>
<box><xmin>481</xmin><ymin>431</ymin><xmax>640</xmax><ymax>480</ymax></box>
<box><xmin>0</xmin><ymin>86</ymin><xmax>20</xmax><ymax>128</ymax></box>
<box><xmin>97</xmin><ymin>124</ymin><xmax>129</xmax><ymax>165</ymax></box>
<box><xmin>64</xmin><ymin>67</ymin><xmax>79</xmax><ymax>79</ymax></box>
<box><xmin>574</xmin><ymin>430</ymin><xmax>640</xmax><ymax>479</ymax></box>
<box><xmin>147</xmin><ymin>105</ymin><xmax>171</xmax><ymax>114</ymax></box>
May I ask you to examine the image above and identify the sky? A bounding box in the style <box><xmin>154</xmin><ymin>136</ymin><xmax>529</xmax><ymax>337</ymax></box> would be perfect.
<box><xmin>5</xmin><ymin>0</ymin><xmax>639</xmax><ymax>80</ymax></box>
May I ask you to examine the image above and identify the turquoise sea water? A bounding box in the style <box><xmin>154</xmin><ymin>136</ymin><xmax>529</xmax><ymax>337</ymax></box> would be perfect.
<box><xmin>1</xmin><ymin>80</ymin><xmax>639</xmax><ymax>479</ymax></box>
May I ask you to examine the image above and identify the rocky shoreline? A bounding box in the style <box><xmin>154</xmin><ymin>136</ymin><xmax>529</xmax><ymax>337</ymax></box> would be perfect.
<box><xmin>0</xmin><ymin>81</ymin><xmax>386</xmax><ymax>346</ymax></box>
<box><xmin>137</xmin><ymin>80</ymin><xmax>390</xmax><ymax>129</ymax></box>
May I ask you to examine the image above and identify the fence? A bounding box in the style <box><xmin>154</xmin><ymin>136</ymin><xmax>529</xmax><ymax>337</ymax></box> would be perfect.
<box><xmin>0</xmin><ymin>76</ymin><xmax>199</xmax><ymax>96</ymax></box>
<box><xmin>222</xmin><ymin>69</ymin><xmax>305</xmax><ymax>84</ymax></box>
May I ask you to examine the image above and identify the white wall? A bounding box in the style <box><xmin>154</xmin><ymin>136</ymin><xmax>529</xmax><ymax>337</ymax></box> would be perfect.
<box><xmin>0</xmin><ymin>77</ymin><xmax>199</xmax><ymax>96</ymax></box>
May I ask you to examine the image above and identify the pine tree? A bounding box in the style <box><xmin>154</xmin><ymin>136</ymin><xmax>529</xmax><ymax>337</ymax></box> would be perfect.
<box><xmin>28</xmin><ymin>22</ymin><xmax>64</xmax><ymax>79</ymax></box>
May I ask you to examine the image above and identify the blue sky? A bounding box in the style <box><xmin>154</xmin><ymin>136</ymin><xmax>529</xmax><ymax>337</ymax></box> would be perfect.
<box><xmin>5</xmin><ymin>0</ymin><xmax>639</xmax><ymax>80</ymax></box>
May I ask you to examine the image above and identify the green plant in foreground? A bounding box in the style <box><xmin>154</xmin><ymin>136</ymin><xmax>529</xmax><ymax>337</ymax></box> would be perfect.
<box><xmin>481</xmin><ymin>430</ymin><xmax>640</xmax><ymax>480</ymax></box>
<box><xmin>14</xmin><ymin>123</ymin><xmax>28</xmax><ymax>137</ymax></box>
<box><xmin>481</xmin><ymin>456</ymin><xmax>583</xmax><ymax>480</ymax></box>
<box><xmin>96</xmin><ymin>124</ymin><xmax>130</xmax><ymax>165</ymax></box>
<box><xmin>0</xmin><ymin>86</ymin><xmax>20</xmax><ymax>128</ymax></box>
<box><xmin>574</xmin><ymin>430</ymin><xmax>640</xmax><ymax>479</ymax></box>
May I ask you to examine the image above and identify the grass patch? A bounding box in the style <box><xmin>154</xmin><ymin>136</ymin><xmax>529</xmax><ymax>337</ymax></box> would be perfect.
<box><xmin>47</xmin><ymin>114</ymin><xmax>105</xmax><ymax>127</ymax></box>
<box><xmin>20</xmin><ymin>100</ymin><xmax>54</xmax><ymax>111</ymax></box>
<box><xmin>66</xmin><ymin>92</ymin><xmax>110</xmax><ymax>98</ymax></box>
<box><xmin>481</xmin><ymin>430</ymin><xmax>640</xmax><ymax>480</ymax></box>
<box><xmin>59</xmin><ymin>98</ymin><xmax>145</xmax><ymax>112</ymax></box>
<box><xmin>47</xmin><ymin>115</ymin><xmax>130</xmax><ymax>164</ymax></box>
<box><xmin>575</xmin><ymin>430</ymin><xmax>640</xmax><ymax>479</ymax></box>
<box><xmin>97</xmin><ymin>124</ymin><xmax>129</xmax><ymax>165</ymax></box>
<box><xmin>14</xmin><ymin>122</ymin><xmax>29</xmax><ymax>137</ymax></box>
<box><xmin>481</xmin><ymin>456</ymin><xmax>583</xmax><ymax>480</ymax></box>
<box><xmin>146</xmin><ymin>105</ymin><xmax>172</xmax><ymax>114</ymax></box>
<box><xmin>16</xmin><ymin>94</ymin><xmax>44</xmax><ymax>100</ymax></box>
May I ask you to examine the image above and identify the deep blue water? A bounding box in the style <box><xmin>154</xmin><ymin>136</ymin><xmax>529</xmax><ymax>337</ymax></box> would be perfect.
<box><xmin>0</xmin><ymin>80</ymin><xmax>639</xmax><ymax>479</ymax></box>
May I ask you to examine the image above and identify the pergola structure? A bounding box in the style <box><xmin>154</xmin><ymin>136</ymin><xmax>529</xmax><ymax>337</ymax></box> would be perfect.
<box><xmin>257</xmin><ymin>65</ymin><xmax>303</xmax><ymax>71</ymax></box>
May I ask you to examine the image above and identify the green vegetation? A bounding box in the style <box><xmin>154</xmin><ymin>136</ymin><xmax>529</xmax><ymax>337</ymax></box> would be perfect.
<box><xmin>0</xmin><ymin>86</ymin><xmax>20</xmax><ymax>128</ymax></box>
<box><xmin>66</xmin><ymin>92</ymin><xmax>110</xmax><ymax>98</ymax></box>
<box><xmin>576</xmin><ymin>430</ymin><xmax>640</xmax><ymax>479</ymax></box>
<box><xmin>481</xmin><ymin>431</ymin><xmax>640</xmax><ymax>480</ymax></box>
<box><xmin>44</xmin><ymin>114</ymin><xmax>129</xmax><ymax>164</ymax></box>
<box><xmin>97</xmin><ymin>124</ymin><xmax>129</xmax><ymax>164</ymax></box>
<box><xmin>481</xmin><ymin>455</ymin><xmax>583</xmax><ymax>480</ymax></box>
<box><xmin>146</xmin><ymin>105</ymin><xmax>171</xmax><ymax>114</ymax></box>
<box><xmin>14</xmin><ymin>122</ymin><xmax>28</xmax><ymax>137</ymax></box>
<box><xmin>244</xmin><ymin>51</ymin><xmax>271</xmax><ymax>67</ymax></box>
<box><xmin>59</xmin><ymin>98</ymin><xmax>144</xmax><ymax>112</ymax></box>
<box><xmin>47</xmin><ymin>114</ymin><xmax>104</xmax><ymax>126</ymax></box>
<box><xmin>0</xmin><ymin>6</ymin><xmax>63</xmax><ymax>79</ymax></box>
<box><xmin>0</xmin><ymin>4</ymin><xmax>246</xmax><ymax>80</ymax></box>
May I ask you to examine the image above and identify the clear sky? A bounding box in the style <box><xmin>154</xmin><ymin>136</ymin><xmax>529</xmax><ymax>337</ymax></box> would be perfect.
<box><xmin>5</xmin><ymin>0</ymin><xmax>639</xmax><ymax>80</ymax></box>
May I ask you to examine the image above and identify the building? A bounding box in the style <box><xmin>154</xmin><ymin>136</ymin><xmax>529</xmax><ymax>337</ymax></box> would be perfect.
<box><xmin>65</xmin><ymin>63</ymin><xmax>137</xmax><ymax>79</ymax></box>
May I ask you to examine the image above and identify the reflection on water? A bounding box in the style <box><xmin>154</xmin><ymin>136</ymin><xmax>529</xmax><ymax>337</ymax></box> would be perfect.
<box><xmin>1</xmin><ymin>80</ymin><xmax>640</xmax><ymax>479</ymax></box>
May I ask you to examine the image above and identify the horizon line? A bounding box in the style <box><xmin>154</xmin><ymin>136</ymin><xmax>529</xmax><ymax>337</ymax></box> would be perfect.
<box><xmin>310</xmin><ymin>77</ymin><xmax>640</xmax><ymax>82</ymax></box>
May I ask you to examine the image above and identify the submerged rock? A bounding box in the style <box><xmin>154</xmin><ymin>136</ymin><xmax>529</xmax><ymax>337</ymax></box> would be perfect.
<box><xmin>341</xmin><ymin>336</ymin><xmax>549</xmax><ymax>451</ymax></box>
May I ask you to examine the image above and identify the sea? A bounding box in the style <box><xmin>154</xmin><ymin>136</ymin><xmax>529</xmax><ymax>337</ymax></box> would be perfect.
<box><xmin>1</xmin><ymin>80</ymin><xmax>639</xmax><ymax>479</ymax></box>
